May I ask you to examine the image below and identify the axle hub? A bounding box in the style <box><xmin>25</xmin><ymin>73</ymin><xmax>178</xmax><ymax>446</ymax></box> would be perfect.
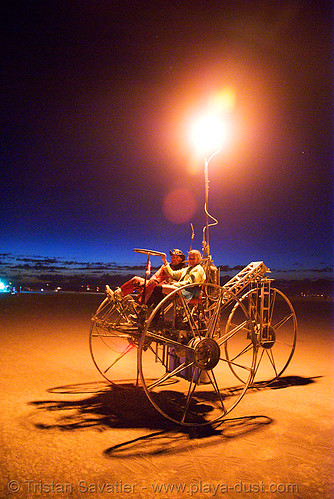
<box><xmin>260</xmin><ymin>326</ymin><xmax>276</xmax><ymax>349</ymax></box>
<box><xmin>192</xmin><ymin>338</ymin><xmax>220</xmax><ymax>370</ymax></box>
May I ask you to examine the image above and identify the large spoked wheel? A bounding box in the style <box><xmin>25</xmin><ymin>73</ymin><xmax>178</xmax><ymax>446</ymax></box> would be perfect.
<box><xmin>89</xmin><ymin>295</ymin><xmax>141</xmax><ymax>385</ymax></box>
<box><xmin>225</xmin><ymin>286</ymin><xmax>297</xmax><ymax>385</ymax></box>
<box><xmin>138</xmin><ymin>283</ymin><xmax>256</xmax><ymax>426</ymax></box>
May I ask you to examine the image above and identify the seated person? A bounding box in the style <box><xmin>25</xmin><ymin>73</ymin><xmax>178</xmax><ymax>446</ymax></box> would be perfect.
<box><xmin>106</xmin><ymin>249</ymin><xmax>186</xmax><ymax>304</ymax></box>
<box><xmin>148</xmin><ymin>249</ymin><xmax>206</xmax><ymax>307</ymax></box>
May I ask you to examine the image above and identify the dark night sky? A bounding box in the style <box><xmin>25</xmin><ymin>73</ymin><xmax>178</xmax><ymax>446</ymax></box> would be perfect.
<box><xmin>1</xmin><ymin>0</ymin><xmax>333</xmax><ymax>279</ymax></box>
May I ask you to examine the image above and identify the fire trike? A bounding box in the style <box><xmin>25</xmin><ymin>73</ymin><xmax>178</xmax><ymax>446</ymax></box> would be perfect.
<box><xmin>89</xmin><ymin>249</ymin><xmax>297</xmax><ymax>426</ymax></box>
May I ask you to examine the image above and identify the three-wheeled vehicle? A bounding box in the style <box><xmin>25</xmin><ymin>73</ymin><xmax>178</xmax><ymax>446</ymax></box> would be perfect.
<box><xmin>90</xmin><ymin>247</ymin><xmax>297</xmax><ymax>426</ymax></box>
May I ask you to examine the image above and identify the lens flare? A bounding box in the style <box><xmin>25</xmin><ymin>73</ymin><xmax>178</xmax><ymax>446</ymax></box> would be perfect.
<box><xmin>163</xmin><ymin>188</ymin><xmax>197</xmax><ymax>224</ymax></box>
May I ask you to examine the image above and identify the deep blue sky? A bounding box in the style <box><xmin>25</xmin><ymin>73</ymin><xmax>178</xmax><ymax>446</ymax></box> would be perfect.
<box><xmin>1</xmin><ymin>0</ymin><xmax>333</xmax><ymax>278</ymax></box>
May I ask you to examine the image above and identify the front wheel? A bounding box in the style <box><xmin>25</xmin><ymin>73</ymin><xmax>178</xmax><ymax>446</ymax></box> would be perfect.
<box><xmin>138</xmin><ymin>283</ymin><xmax>256</xmax><ymax>426</ymax></box>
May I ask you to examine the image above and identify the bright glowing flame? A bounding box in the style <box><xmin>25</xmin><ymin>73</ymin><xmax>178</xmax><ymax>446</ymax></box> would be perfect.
<box><xmin>0</xmin><ymin>281</ymin><xmax>5</xmax><ymax>292</ymax></box>
<box><xmin>189</xmin><ymin>88</ymin><xmax>236</xmax><ymax>156</ymax></box>
<box><xmin>190</xmin><ymin>114</ymin><xmax>230</xmax><ymax>156</ymax></box>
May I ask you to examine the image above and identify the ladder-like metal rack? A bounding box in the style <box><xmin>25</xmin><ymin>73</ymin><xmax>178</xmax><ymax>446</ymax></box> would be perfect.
<box><xmin>222</xmin><ymin>261</ymin><xmax>270</xmax><ymax>298</ymax></box>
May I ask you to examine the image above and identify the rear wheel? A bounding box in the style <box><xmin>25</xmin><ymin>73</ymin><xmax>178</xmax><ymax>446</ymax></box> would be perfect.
<box><xmin>225</xmin><ymin>285</ymin><xmax>297</xmax><ymax>385</ymax></box>
<box><xmin>89</xmin><ymin>296</ymin><xmax>141</xmax><ymax>385</ymax></box>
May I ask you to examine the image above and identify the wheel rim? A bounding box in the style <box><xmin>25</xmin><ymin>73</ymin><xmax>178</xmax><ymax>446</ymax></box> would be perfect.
<box><xmin>89</xmin><ymin>297</ymin><xmax>141</xmax><ymax>386</ymax></box>
<box><xmin>139</xmin><ymin>283</ymin><xmax>255</xmax><ymax>426</ymax></box>
<box><xmin>225</xmin><ymin>287</ymin><xmax>297</xmax><ymax>385</ymax></box>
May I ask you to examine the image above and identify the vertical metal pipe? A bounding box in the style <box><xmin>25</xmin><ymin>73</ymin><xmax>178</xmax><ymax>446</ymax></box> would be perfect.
<box><xmin>204</xmin><ymin>157</ymin><xmax>210</xmax><ymax>257</ymax></box>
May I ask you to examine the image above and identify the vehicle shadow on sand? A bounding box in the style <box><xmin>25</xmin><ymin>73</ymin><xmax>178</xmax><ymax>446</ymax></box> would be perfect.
<box><xmin>28</xmin><ymin>375</ymin><xmax>317</xmax><ymax>456</ymax></box>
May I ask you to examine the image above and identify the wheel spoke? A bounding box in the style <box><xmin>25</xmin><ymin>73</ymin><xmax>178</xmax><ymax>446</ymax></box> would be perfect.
<box><xmin>145</xmin><ymin>343</ymin><xmax>165</xmax><ymax>364</ymax></box>
<box><xmin>225</xmin><ymin>342</ymin><xmax>254</xmax><ymax>365</ymax></box>
<box><xmin>163</xmin><ymin>301</ymin><xmax>174</xmax><ymax>314</ymax></box>
<box><xmin>220</xmin><ymin>355</ymin><xmax>254</xmax><ymax>372</ymax></box>
<box><xmin>218</xmin><ymin>320</ymin><xmax>249</xmax><ymax>345</ymax></box>
<box><xmin>269</xmin><ymin>289</ymin><xmax>277</xmax><ymax>324</ymax></box>
<box><xmin>93</xmin><ymin>330</ymin><xmax>133</xmax><ymax>339</ymax></box>
<box><xmin>273</xmin><ymin>312</ymin><xmax>294</xmax><ymax>331</ymax></box>
<box><xmin>181</xmin><ymin>374</ymin><xmax>198</xmax><ymax>423</ymax></box>
<box><xmin>274</xmin><ymin>339</ymin><xmax>295</xmax><ymax>348</ymax></box>
<box><xmin>104</xmin><ymin>343</ymin><xmax>135</xmax><ymax>374</ymax></box>
<box><xmin>264</xmin><ymin>348</ymin><xmax>278</xmax><ymax>377</ymax></box>
<box><xmin>145</xmin><ymin>330</ymin><xmax>194</xmax><ymax>352</ymax></box>
<box><xmin>147</xmin><ymin>360</ymin><xmax>195</xmax><ymax>390</ymax></box>
<box><xmin>207</xmin><ymin>369</ymin><xmax>226</xmax><ymax>414</ymax></box>
<box><xmin>206</xmin><ymin>293</ymin><xmax>223</xmax><ymax>338</ymax></box>
<box><xmin>253</xmin><ymin>348</ymin><xmax>265</xmax><ymax>379</ymax></box>
<box><xmin>178</xmin><ymin>292</ymin><xmax>200</xmax><ymax>338</ymax></box>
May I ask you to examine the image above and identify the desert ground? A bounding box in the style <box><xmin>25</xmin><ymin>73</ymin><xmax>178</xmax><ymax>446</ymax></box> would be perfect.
<box><xmin>1</xmin><ymin>291</ymin><xmax>333</xmax><ymax>498</ymax></box>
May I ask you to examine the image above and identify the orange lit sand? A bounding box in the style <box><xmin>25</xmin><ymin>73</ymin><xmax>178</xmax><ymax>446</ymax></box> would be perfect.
<box><xmin>1</xmin><ymin>293</ymin><xmax>333</xmax><ymax>498</ymax></box>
